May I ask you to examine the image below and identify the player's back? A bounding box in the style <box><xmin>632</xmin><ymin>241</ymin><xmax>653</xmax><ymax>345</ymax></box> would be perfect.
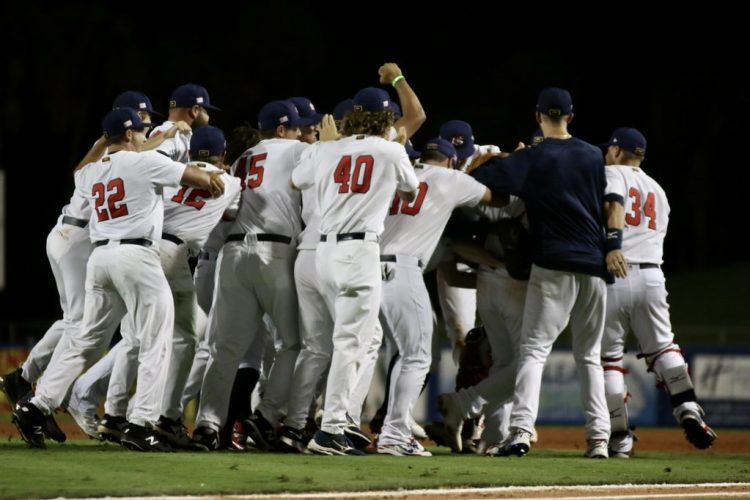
<box><xmin>231</xmin><ymin>138</ymin><xmax>308</xmax><ymax>237</ymax></box>
<box><xmin>75</xmin><ymin>150</ymin><xmax>184</xmax><ymax>242</ymax></box>
<box><xmin>150</xmin><ymin>120</ymin><xmax>192</xmax><ymax>163</ymax></box>
<box><xmin>606</xmin><ymin>165</ymin><xmax>669</xmax><ymax>264</ymax></box>
<box><xmin>312</xmin><ymin>135</ymin><xmax>411</xmax><ymax>235</ymax></box>
<box><xmin>380</xmin><ymin>164</ymin><xmax>486</xmax><ymax>264</ymax></box>
<box><xmin>162</xmin><ymin>163</ymin><xmax>241</xmax><ymax>252</ymax></box>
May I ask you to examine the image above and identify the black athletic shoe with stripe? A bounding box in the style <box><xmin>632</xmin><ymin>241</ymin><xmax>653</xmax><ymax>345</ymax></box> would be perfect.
<box><xmin>120</xmin><ymin>423</ymin><xmax>174</xmax><ymax>452</ymax></box>
<box><xmin>11</xmin><ymin>401</ymin><xmax>46</xmax><ymax>449</ymax></box>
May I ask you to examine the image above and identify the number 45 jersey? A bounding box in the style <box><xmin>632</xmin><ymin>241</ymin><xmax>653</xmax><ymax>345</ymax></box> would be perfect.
<box><xmin>75</xmin><ymin>150</ymin><xmax>187</xmax><ymax>243</ymax></box>
<box><xmin>162</xmin><ymin>162</ymin><xmax>242</xmax><ymax>253</ymax></box>
<box><xmin>605</xmin><ymin>165</ymin><xmax>670</xmax><ymax>264</ymax></box>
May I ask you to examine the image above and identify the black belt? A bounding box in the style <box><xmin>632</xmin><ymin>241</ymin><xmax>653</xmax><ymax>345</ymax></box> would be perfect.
<box><xmin>380</xmin><ymin>254</ymin><xmax>424</xmax><ymax>268</ymax></box>
<box><xmin>320</xmin><ymin>232</ymin><xmax>367</xmax><ymax>242</ymax></box>
<box><xmin>637</xmin><ymin>263</ymin><xmax>660</xmax><ymax>269</ymax></box>
<box><xmin>226</xmin><ymin>233</ymin><xmax>292</xmax><ymax>244</ymax></box>
<box><xmin>161</xmin><ymin>232</ymin><xmax>184</xmax><ymax>245</ymax></box>
<box><xmin>62</xmin><ymin>215</ymin><xmax>88</xmax><ymax>228</ymax></box>
<box><xmin>93</xmin><ymin>238</ymin><xmax>152</xmax><ymax>248</ymax></box>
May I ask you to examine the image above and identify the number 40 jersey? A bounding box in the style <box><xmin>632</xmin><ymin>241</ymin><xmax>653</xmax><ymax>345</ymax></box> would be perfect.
<box><xmin>605</xmin><ymin>165</ymin><xmax>670</xmax><ymax>265</ymax></box>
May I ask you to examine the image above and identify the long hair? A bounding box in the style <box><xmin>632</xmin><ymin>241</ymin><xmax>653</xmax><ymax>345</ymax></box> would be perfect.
<box><xmin>341</xmin><ymin>110</ymin><xmax>394</xmax><ymax>137</ymax></box>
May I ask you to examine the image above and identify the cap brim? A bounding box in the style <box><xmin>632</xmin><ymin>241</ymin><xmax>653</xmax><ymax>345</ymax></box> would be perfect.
<box><xmin>455</xmin><ymin>142</ymin><xmax>476</xmax><ymax>160</ymax></box>
<box><xmin>147</xmin><ymin>109</ymin><xmax>164</xmax><ymax>117</ymax></box>
<box><xmin>203</xmin><ymin>103</ymin><xmax>221</xmax><ymax>111</ymax></box>
<box><xmin>407</xmin><ymin>149</ymin><xmax>421</xmax><ymax>159</ymax></box>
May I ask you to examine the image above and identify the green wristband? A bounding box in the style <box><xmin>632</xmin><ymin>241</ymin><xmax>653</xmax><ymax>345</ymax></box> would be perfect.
<box><xmin>391</xmin><ymin>75</ymin><xmax>405</xmax><ymax>88</ymax></box>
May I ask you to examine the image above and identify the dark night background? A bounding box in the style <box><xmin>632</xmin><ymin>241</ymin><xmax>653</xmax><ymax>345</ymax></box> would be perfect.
<box><xmin>1</xmin><ymin>3</ymin><xmax>749</xmax><ymax>335</ymax></box>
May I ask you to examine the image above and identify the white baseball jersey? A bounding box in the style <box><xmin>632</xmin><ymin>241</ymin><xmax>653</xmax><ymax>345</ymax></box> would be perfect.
<box><xmin>162</xmin><ymin>163</ymin><xmax>241</xmax><ymax>252</ymax></box>
<box><xmin>297</xmin><ymin>188</ymin><xmax>321</xmax><ymax>250</ymax></box>
<box><xmin>61</xmin><ymin>189</ymin><xmax>93</xmax><ymax>221</ymax></box>
<box><xmin>150</xmin><ymin>120</ymin><xmax>192</xmax><ymax>163</ymax></box>
<box><xmin>230</xmin><ymin>138</ymin><xmax>309</xmax><ymax>237</ymax></box>
<box><xmin>74</xmin><ymin>150</ymin><xmax>186</xmax><ymax>242</ymax></box>
<box><xmin>380</xmin><ymin>163</ymin><xmax>486</xmax><ymax>263</ymax></box>
<box><xmin>292</xmin><ymin>135</ymin><xmax>419</xmax><ymax>234</ymax></box>
<box><xmin>605</xmin><ymin>165</ymin><xmax>669</xmax><ymax>264</ymax></box>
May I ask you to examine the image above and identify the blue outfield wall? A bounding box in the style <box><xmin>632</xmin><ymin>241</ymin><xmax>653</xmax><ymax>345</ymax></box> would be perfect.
<box><xmin>409</xmin><ymin>346</ymin><xmax>750</xmax><ymax>428</ymax></box>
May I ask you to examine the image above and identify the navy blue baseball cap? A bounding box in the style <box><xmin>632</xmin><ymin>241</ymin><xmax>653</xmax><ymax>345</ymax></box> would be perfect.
<box><xmin>169</xmin><ymin>83</ymin><xmax>220</xmax><ymax>110</ymax></box>
<box><xmin>332</xmin><ymin>98</ymin><xmax>354</xmax><ymax>121</ymax></box>
<box><xmin>352</xmin><ymin>87</ymin><xmax>390</xmax><ymax>112</ymax></box>
<box><xmin>536</xmin><ymin>87</ymin><xmax>573</xmax><ymax>117</ymax></box>
<box><xmin>422</xmin><ymin>137</ymin><xmax>457</xmax><ymax>160</ymax></box>
<box><xmin>112</xmin><ymin>91</ymin><xmax>162</xmax><ymax>117</ymax></box>
<box><xmin>388</xmin><ymin>101</ymin><xmax>402</xmax><ymax>120</ymax></box>
<box><xmin>258</xmin><ymin>100</ymin><xmax>314</xmax><ymax>130</ymax></box>
<box><xmin>288</xmin><ymin>96</ymin><xmax>324</xmax><ymax>124</ymax></box>
<box><xmin>439</xmin><ymin>120</ymin><xmax>475</xmax><ymax>160</ymax></box>
<box><xmin>404</xmin><ymin>140</ymin><xmax>421</xmax><ymax>160</ymax></box>
<box><xmin>102</xmin><ymin>108</ymin><xmax>151</xmax><ymax>137</ymax></box>
<box><xmin>190</xmin><ymin>125</ymin><xmax>226</xmax><ymax>158</ymax></box>
<box><xmin>603</xmin><ymin>127</ymin><xmax>647</xmax><ymax>156</ymax></box>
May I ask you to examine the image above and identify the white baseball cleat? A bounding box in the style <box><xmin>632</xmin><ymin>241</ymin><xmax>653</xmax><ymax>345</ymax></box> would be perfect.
<box><xmin>66</xmin><ymin>404</ymin><xmax>101</xmax><ymax>440</ymax></box>
<box><xmin>584</xmin><ymin>439</ymin><xmax>609</xmax><ymax>459</ymax></box>
<box><xmin>377</xmin><ymin>438</ymin><xmax>432</xmax><ymax>457</ymax></box>
<box><xmin>500</xmin><ymin>429</ymin><xmax>532</xmax><ymax>457</ymax></box>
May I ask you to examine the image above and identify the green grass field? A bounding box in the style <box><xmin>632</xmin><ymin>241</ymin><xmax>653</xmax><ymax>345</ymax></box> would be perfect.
<box><xmin>0</xmin><ymin>441</ymin><xmax>748</xmax><ymax>498</ymax></box>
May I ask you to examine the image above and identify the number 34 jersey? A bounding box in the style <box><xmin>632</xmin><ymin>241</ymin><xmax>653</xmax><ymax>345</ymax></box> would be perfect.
<box><xmin>380</xmin><ymin>163</ymin><xmax>487</xmax><ymax>264</ymax></box>
<box><xmin>75</xmin><ymin>150</ymin><xmax>186</xmax><ymax>243</ymax></box>
<box><xmin>605</xmin><ymin>165</ymin><xmax>670</xmax><ymax>264</ymax></box>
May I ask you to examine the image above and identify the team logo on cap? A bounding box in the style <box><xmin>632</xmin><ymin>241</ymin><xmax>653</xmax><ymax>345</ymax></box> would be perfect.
<box><xmin>124</xmin><ymin>119</ymin><xmax>133</xmax><ymax>127</ymax></box>
<box><xmin>450</xmin><ymin>136</ymin><xmax>465</xmax><ymax>147</ymax></box>
<box><xmin>138</xmin><ymin>102</ymin><xmax>147</xmax><ymax>109</ymax></box>
<box><xmin>198</xmin><ymin>149</ymin><xmax>210</xmax><ymax>157</ymax></box>
<box><xmin>279</xmin><ymin>115</ymin><xmax>289</xmax><ymax>123</ymax></box>
<box><xmin>196</xmin><ymin>97</ymin><xmax>204</xmax><ymax>104</ymax></box>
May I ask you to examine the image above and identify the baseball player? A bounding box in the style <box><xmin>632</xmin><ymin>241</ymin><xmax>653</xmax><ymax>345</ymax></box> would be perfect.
<box><xmin>292</xmin><ymin>87</ymin><xmax>419</xmax><ymax>456</ymax></box>
<box><xmin>11</xmin><ymin>108</ymin><xmax>224</xmax><ymax>451</ymax></box>
<box><xmin>1</xmin><ymin>90</ymin><xmax>166</xmax><ymax>441</ymax></box>
<box><xmin>289</xmin><ymin>96</ymin><xmax>325</xmax><ymax>144</ymax></box>
<box><xmin>601</xmin><ymin>127</ymin><xmax>716</xmax><ymax>456</ymax></box>
<box><xmin>376</xmin><ymin>138</ymin><xmax>496</xmax><ymax>456</ymax></box>
<box><xmin>149</xmin><ymin>83</ymin><xmax>219</xmax><ymax>163</ymax></box>
<box><xmin>471</xmin><ymin>88</ymin><xmax>611</xmax><ymax>459</ymax></box>
<box><xmin>191</xmin><ymin>100</ymin><xmax>311</xmax><ymax>450</ymax></box>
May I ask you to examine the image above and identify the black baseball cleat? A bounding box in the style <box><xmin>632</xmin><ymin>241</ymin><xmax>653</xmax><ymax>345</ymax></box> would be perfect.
<box><xmin>43</xmin><ymin>413</ymin><xmax>67</xmax><ymax>443</ymax></box>
<box><xmin>679</xmin><ymin>409</ymin><xmax>717</xmax><ymax>449</ymax></box>
<box><xmin>307</xmin><ymin>430</ymin><xmax>366</xmax><ymax>456</ymax></box>
<box><xmin>191</xmin><ymin>426</ymin><xmax>220</xmax><ymax>451</ymax></box>
<box><xmin>153</xmin><ymin>415</ymin><xmax>195</xmax><ymax>449</ymax></box>
<box><xmin>11</xmin><ymin>401</ymin><xmax>47</xmax><ymax>449</ymax></box>
<box><xmin>120</xmin><ymin>423</ymin><xmax>174</xmax><ymax>452</ymax></box>
<box><xmin>245</xmin><ymin>410</ymin><xmax>277</xmax><ymax>451</ymax></box>
<box><xmin>278</xmin><ymin>425</ymin><xmax>310</xmax><ymax>453</ymax></box>
<box><xmin>97</xmin><ymin>413</ymin><xmax>128</xmax><ymax>444</ymax></box>
<box><xmin>0</xmin><ymin>368</ymin><xmax>33</xmax><ymax>407</ymax></box>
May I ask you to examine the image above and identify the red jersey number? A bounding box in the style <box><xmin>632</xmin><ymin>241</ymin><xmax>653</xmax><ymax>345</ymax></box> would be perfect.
<box><xmin>235</xmin><ymin>153</ymin><xmax>266</xmax><ymax>191</ymax></box>
<box><xmin>625</xmin><ymin>187</ymin><xmax>657</xmax><ymax>230</ymax></box>
<box><xmin>389</xmin><ymin>182</ymin><xmax>428</xmax><ymax>216</ymax></box>
<box><xmin>171</xmin><ymin>186</ymin><xmax>211</xmax><ymax>210</ymax></box>
<box><xmin>93</xmin><ymin>178</ymin><xmax>129</xmax><ymax>222</ymax></box>
<box><xmin>334</xmin><ymin>155</ymin><xmax>374</xmax><ymax>194</ymax></box>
